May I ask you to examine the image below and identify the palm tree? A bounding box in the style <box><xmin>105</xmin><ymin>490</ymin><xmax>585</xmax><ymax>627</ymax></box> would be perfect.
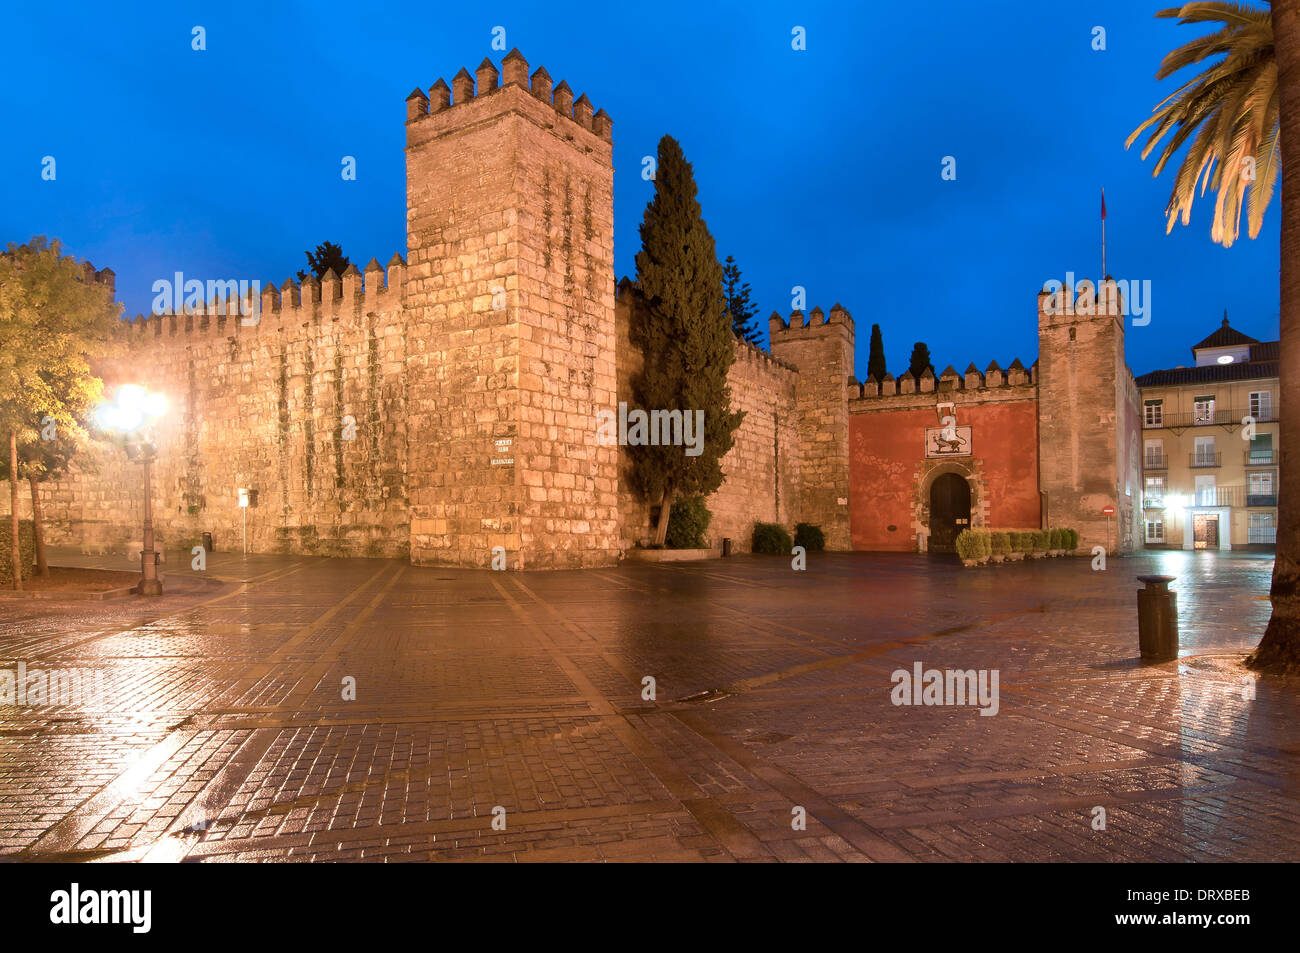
<box><xmin>1129</xmin><ymin>1</ymin><xmax>1299</xmax><ymax>669</ymax></box>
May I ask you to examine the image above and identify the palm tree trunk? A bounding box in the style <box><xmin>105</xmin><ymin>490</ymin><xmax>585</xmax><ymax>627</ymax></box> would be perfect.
<box><xmin>8</xmin><ymin>432</ymin><xmax>21</xmax><ymax>591</ymax></box>
<box><xmin>28</xmin><ymin>472</ymin><xmax>48</xmax><ymax>576</ymax></box>
<box><xmin>654</xmin><ymin>487</ymin><xmax>675</xmax><ymax>547</ymax></box>
<box><xmin>1253</xmin><ymin>0</ymin><xmax>1300</xmax><ymax>670</ymax></box>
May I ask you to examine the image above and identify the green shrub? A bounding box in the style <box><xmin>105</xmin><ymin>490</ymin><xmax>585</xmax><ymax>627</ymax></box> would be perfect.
<box><xmin>990</xmin><ymin>532</ymin><xmax>1010</xmax><ymax>556</ymax></box>
<box><xmin>1065</xmin><ymin>528</ymin><xmax>1079</xmax><ymax>550</ymax></box>
<box><xmin>955</xmin><ymin>529</ymin><xmax>980</xmax><ymax>560</ymax></box>
<box><xmin>665</xmin><ymin>497</ymin><xmax>712</xmax><ymax>549</ymax></box>
<box><xmin>0</xmin><ymin>519</ymin><xmax>35</xmax><ymax>585</ymax></box>
<box><xmin>1012</xmin><ymin>531</ymin><xmax>1032</xmax><ymax>553</ymax></box>
<box><xmin>977</xmin><ymin>530</ymin><xmax>992</xmax><ymax>557</ymax></box>
<box><xmin>794</xmin><ymin>522</ymin><xmax>825</xmax><ymax>552</ymax></box>
<box><xmin>1033</xmin><ymin>530</ymin><xmax>1050</xmax><ymax>550</ymax></box>
<box><xmin>752</xmin><ymin>522</ymin><xmax>793</xmax><ymax>555</ymax></box>
<box><xmin>1049</xmin><ymin>528</ymin><xmax>1064</xmax><ymax>550</ymax></box>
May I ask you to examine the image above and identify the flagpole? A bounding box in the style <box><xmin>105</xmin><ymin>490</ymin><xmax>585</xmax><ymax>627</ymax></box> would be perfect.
<box><xmin>1101</xmin><ymin>187</ymin><xmax>1107</xmax><ymax>279</ymax></box>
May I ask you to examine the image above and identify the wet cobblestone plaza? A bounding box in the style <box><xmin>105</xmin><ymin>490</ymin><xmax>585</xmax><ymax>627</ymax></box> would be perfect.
<box><xmin>1</xmin><ymin>548</ymin><xmax>1297</xmax><ymax>862</ymax></box>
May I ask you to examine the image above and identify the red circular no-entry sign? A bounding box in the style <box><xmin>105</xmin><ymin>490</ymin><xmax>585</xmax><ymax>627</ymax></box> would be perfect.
<box><xmin>1102</xmin><ymin>505</ymin><xmax>1116</xmax><ymax>516</ymax></box>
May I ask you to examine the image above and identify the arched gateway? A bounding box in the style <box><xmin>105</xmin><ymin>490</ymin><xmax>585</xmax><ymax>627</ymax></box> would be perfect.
<box><xmin>927</xmin><ymin>472</ymin><xmax>972</xmax><ymax>553</ymax></box>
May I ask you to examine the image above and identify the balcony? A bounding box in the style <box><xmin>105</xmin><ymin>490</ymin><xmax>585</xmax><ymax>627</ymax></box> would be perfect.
<box><xmin>1143</xmin><ymin>495</ymin><xmax>1165</xmax><ymax>510</ymax></box>
<box><xmin>1147</xmin><ymin>408</ymin><xmax>1255</xmax><ymax>431</ymax></box>
<box><xmin>1245</xmin><ymin>450</ymin><xmax>1277</xmax><ymax>466</ymax></box>
<box><xmin>1249</xmin><ymin>528</ymin><xmax>1277</xmax><ymax>544</ymax></box>
<box><xmin>1247</xmin><ymin>494</ymin><xmax>1278</xmax><ymax>507</ymax></box>
<box><xmin>1143</xmin><ymin>454</ymin><xmax>1168</xmax><ymax>470</ymax></box>
<box><xmin>1187</xmin><ymin>486</ymin><xmax>1242</xmax><ymax>507</ymax></box>
<box><xmin>1190</xmin><ymin>452</ymin><xmax>1222</xmax><ymax>468</ymax></box>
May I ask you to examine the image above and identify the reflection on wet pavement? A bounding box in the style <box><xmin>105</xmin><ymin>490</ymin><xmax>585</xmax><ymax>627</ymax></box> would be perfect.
<box><xmin>1</xmin><ymin>547</ymin><xmax>1296</xmax><ymax>862</ymax></box>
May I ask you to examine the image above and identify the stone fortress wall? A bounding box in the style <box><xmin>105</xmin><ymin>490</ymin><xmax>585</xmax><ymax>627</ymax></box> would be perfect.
<box><xmin>26</xmin><ymin>50</ymin><xmax>1143</xmax><ymax>565</ymax></box>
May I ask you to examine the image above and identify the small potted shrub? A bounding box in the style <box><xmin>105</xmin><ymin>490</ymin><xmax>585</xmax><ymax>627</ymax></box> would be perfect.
<box><xmin>752</xmin><ymin>522</ymin><xmax>793</xmax><ymax>555</ymax></box>
<box><xmin>977</xmin><ymin>530</ymin><xmax>993</xmax><ymax>564</ymax></box>
<box><xmin>1048</xmin><ymin>527</ymin><xmax>1065</xmax><ymax>556</ymax></box>
<box><xmin>1005</xmin><ymin>531</ymin><xmax>1025</xmax><ymax>561</ymax></box>
<box><xmin>1064</xmin><ymin>528</ymin><xmax>1080</xmax><ymax>553</ymax></box>
<box><xmin>794</xmin><ymin>523</ymin><xmax>825</xmax><ymax>552</ymax></box>
<box><xmin>1032</xmin><ymin>530</ymin><xmax>1050</xmax><ymax>557</ymax></box>
<box><xmin>665</xmin><ymin>497</ymin><xmax>712</xmax><ymax>549</ymax></box>
<box><xmin>955</xmin><ymin>529</ymin><xmax>980</xmax><ymax>567</ymax></box>
<box><xmin>989</xmin><ymin>531</ymin><xmax>1010</xmax><ymax>563</ymax></box>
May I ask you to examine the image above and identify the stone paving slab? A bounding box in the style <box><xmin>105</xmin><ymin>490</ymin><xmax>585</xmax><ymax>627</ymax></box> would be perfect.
<box><xmin>1</xmin><ymin>547</ymin><xmax>1297</xmax><ymax>862</ymax></box>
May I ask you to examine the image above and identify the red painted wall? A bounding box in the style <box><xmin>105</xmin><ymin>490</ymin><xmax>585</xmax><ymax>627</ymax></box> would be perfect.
<box><xmin>849</xmin><ymin>401</ymin><xmax>1040</xmax><ymax>551</ymax></box>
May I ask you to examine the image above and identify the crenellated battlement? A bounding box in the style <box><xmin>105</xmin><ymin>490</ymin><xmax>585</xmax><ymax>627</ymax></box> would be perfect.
<box><xmin>768</xmin><ymin>303</ymin><xmax>854</xmax><ymax>344</ymax></box>
<box><xmin>118</xmin><ymin>254</ymin><xmax>408</xmax><ymax>346</ymax></box>
<box><xmin>405</xmin><ymin>48</ymin><xmax>612</xmax><ymax>143</ymax></box>
<box><xmin>851</xmin><ymin>357</ymin><xmax>1036</xmax><ymax>402</ymax></box>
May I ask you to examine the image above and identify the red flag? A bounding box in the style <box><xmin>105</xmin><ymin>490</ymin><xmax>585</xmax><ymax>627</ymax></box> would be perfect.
<box><xmin>1101</xmin><ymin>188</ymin><xmax>1107</xmax><ymax>220</ymax></box>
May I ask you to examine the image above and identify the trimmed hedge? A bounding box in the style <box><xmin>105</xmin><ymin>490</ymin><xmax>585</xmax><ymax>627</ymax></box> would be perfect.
<box><xmin>665</xmin><ymin>497</ymin><xmax>711</xmax><ymax>549</ymax></box>
<box><xmin>753</xmin><ymin>522</ymin><xmax>793</xmax><ymax>555</ymax></box>
<box><xmin>794</xmin><ymin>522</ymin><xmax>825</xmax><ymax>552</ymax></box>
<box><xmin>0</xmin><ymin>519</ymin><xmax>35</xmax><ymax>585</ymax></box>
<box><xmin>990</xmin><ymin>531</ymin><xmax>1011</xmax><ymax>557</ymax></box>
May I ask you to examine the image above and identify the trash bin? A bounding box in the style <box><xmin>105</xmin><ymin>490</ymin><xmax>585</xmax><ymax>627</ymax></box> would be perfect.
<box><xmin>1137</xmin><ymin>575</ymin><xmax>1178</xmax><ymax>661</ymax></box>
<box><xmin>201</xmin><ymin>532</ymin><xmax>214</xmax><ymax>553</ymax></box>
<box><xmin>722</xmin><ymin>537</ymin><xmax>733</xmax><ymax>557</ymax></box>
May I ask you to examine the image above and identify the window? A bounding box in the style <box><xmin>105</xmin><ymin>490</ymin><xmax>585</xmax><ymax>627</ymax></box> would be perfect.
<box><xmin>1193</xmin><ymin>435</ymin><xmax>1217</xmax><ymax>467</ymax></box>
<box><xmin>1249</xmin><ymin>433</ymin><xmax>1274</xmax><ymax>464</ymax></box>
<box><xmin>1195</xmin><ymin>474</ymin><xmax>1216</xmax><ymax>506</ymax></box>
<box><xmin>1144</xmin><ymin>475</ymin><xmax>1165</xmax><ymax>507</ymax></box>
<box><xmin>1194</xmin><ymin>395</ymin><xmax>1216</xmax><ymax>424</ymax></box>
<box><xmin>1250</xmin><ymin>391</ymin><xmax>1273</xmax><ymax>421</ymax></box>
<box><xmin>1145</xmin><ymin>519</ymin><xmax>1165</xmax><ymax>543</ymax></box>
<box><xmin>1249</xmin><ymin>512</ymin><xmax>1276</xmax><ymax>544</ymax></box>
<box><xmin>1144</xmin><ymin>399</ymin><xmax>1163</xmax><ymax>427</ymax></box>
<box><xmin>1242</xmin><ymin>470</ymin><xmax>1274</xmax><ymax>494</ymax></box>
<box><xmin>1144</xmin><ymin>439</ymin><xmax>1164</xmax><ymax>467</ymax></box>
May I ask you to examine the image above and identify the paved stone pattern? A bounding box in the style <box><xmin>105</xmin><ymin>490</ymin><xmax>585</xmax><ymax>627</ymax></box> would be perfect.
<box><xmin>1</xmin><ymin>548</ymin><xmax>1298</xmax><ymax>862</ymax></box>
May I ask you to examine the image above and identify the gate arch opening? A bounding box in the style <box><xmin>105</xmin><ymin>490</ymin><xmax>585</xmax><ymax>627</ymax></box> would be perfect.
<box><xmin>928</xmin><ymin>472</ymin><xmax>972</xmax><ymax>554</ymax></box>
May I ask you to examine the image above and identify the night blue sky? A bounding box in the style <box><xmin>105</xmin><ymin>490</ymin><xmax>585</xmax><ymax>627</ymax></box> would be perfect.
<box><xmin>2</xmin><ymin>0</ymin><xmax>1281</xmax><ymax>381</ymax></box>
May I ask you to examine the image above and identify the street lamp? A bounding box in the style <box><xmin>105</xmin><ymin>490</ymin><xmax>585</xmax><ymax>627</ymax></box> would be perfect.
<box><xmin>95</xmin><ymin>385</ymin><xmax>167</xmax><ymax>596</ymax></box>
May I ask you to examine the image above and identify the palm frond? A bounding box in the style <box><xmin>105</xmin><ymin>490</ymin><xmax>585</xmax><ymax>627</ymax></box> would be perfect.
<box><xmin>1130</xmin><ymin>1</ymin><xmax>1277</xmax><ymax>247</ymax></box>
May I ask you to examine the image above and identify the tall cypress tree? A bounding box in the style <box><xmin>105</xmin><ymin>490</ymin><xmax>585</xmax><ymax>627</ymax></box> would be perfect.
<box><xmin>631</xmin><ymin>135</ymin><xmax>744</xmax><ymax>545</ymax></box>
<box><xmin>722</xmin><ymin>255</ymin><xmax>762</xmax><ymax>347</ymax></box>
<box><xmin>867</xmin><ymin>324</ymin><xmax>887</xmax><ymax>382</ymax></box>
<box><xmin>907</xmin><ymin>342</ymin><xmax>934</xmax><ymax>381</ymax></box>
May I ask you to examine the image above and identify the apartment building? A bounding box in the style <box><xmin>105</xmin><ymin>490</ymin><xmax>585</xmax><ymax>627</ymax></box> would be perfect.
<box><xmin>1135</xmin><ymin>316</ymin><xmax>1279</xmax><ymax>551</ymax></box>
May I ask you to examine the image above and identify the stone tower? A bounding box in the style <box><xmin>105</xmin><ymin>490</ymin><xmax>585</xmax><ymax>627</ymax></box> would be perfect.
<box><xmin>1036</xmin><ymin>278</ymin><xmax>1142</xmax><ymax>554</ymax></box>
<box><xmin>403</xmin><ymin>50</ymin><xmax>620</xmax><ymax>568</ymax></box>
<box><xmin>769</xmin><ymin>305</ymin><xmax>855</xmax><ymax>550</ymax></box>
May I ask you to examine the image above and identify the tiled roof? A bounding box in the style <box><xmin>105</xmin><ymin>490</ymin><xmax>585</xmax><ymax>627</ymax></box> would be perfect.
<box><xmin>1135</xmin><ymin>360</ymin><xmax>1279</xmax><ymax>388</ymax></box>
<box><xmin>1250</xmin><ymin>341</ymin><xmax>1279</xmax><ymax>361</ymax></box>
<box><xmin>1192</xmin><ymin>316</ymin><xmax>1260</xmax><ymax>352</ymax></box>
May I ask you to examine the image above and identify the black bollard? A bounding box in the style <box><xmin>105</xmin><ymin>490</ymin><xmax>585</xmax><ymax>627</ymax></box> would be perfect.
<box><xmin>1137</xmin><ymin>575</ymin><xmax>1179</xmax><ymax>661</ymax></box>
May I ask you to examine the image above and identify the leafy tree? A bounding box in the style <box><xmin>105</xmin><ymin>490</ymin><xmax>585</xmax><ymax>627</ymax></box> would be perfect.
<box><xmin>296</xmin><ymin>241</ymin><xmax>351</xmax><ymax>282</ymax></box>
<box><xmin>907</xmin><ymin>342</ymin><xmax>934</xmax><ymax>381</ymax></box>
<box><xmin>631</xmin><ymin>135</ymin><xmax>744</xmax><ymax>545</ymax></box>
<box><xmin>1131</xmin><ymin>2</ymin><xmax>1299</xmax><ymax>670</ymax></box>
<box><xmin>0</xmin><ymin>436</ymin><xmax>78</xmax><ymax>575</ymax></box>
<box><xmin>0</xmin><ymin>238</ymin><xmax>120</xmax><ymax>587</ymax></box>
<box><xmin>867</xmin><ymin>324</ymin><xmax>887</xmax><ymax>382</ymax></box>
<box><xmin>722</xmin><ymin>255</ymin><xmax>762</xmax><ymax>347</ymax></box>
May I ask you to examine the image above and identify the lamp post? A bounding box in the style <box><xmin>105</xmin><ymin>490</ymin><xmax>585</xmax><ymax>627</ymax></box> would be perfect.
<box><xmin>95</xmin><ymin>385</ymin><xmax>167</xmax><ymax>596</ymax></box>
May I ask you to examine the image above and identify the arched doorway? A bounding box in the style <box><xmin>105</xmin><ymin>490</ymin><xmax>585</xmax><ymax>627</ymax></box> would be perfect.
<box><xmin>928</xmin><ymin>473</ymin><xmax>971</xmax><ymax>553</ymax></box>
